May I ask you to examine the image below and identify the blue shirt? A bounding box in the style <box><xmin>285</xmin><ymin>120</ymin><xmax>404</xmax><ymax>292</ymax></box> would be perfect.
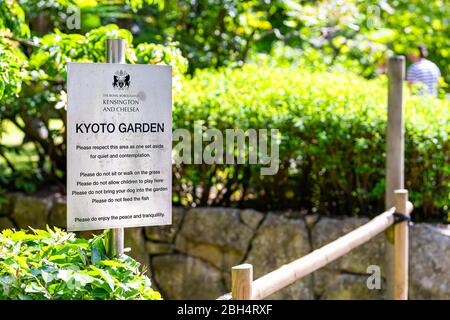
<box><xmin>406</xmin><ymin>59</ymin><xmax>441</xmax><ymax>96</ymax></box>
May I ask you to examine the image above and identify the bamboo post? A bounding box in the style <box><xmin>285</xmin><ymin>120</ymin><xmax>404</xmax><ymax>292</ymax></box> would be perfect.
<box><xmin>385</xmin><ymin>55</ymin><xmax>405</xmax><ymax>299</ymax></box>
<box><xmin>394</xmin><ymin>189</ymin><xmax>409</xmax><ymax>300</ymax></box>
<box><xmin>232</xmin><ymin>264</ymin><xmax>253</xmax><ymax>300</ymax></box>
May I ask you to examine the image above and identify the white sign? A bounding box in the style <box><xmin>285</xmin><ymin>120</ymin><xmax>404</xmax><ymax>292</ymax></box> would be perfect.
<box><xmin>67</xmin><ymin>63</ymin><xmax>172</xmax><ymax>231</ymax></box>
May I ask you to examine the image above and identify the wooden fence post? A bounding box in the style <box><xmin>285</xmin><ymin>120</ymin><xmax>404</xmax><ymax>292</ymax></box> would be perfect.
<box><xmin>394</xmin><ymin>189</ymin><xmax>409</xmax><ymax>300</ymax></box>
<box><xmin>232</xmin><ymin>264</ymin><xmax>253</xmax><ymax>300</ymax></box>
<box><xmin>385</xmin><ymin>55</ymin><xmax>405</xmax><ymax>299</ymax></box>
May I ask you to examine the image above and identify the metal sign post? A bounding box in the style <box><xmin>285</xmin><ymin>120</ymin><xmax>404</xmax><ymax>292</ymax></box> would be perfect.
<box><xmin>67</xmin><ymin>38</ymin><xmax>172</xmax><ymax>258</ymax></box>
<box><xmin>105</xmin><ymin>38</ymin><xmax>125</xmax><ymax>258</ymax></box>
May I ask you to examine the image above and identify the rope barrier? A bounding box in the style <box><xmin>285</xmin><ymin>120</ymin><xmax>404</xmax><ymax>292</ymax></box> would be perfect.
<box><xmin>229</xmin><ymin>194</ymin><xmax>414</xmax><ymax>300</ymax></box>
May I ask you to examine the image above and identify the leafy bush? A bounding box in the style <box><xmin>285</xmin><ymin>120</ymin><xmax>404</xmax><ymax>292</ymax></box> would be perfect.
<box><xmin>0</xmin><ymin>227</ymin><xmax>161</xmax><ymax>300</ymax></box>
<box><xmin>279</xmin><ymin>0</ymin><xmax>449</xmax><ymax>85</ymax></box>
<box><xmin>173</xmin><ymin>64</ymin><xmax>449</xmax><ymax>221</ymax></box>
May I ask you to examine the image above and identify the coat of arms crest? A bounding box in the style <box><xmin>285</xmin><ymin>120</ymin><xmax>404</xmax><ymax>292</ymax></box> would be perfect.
<box><xmin>113</xmin><ymin>70</ymin><xmax>131</xmax><ymax>89</ymax></box>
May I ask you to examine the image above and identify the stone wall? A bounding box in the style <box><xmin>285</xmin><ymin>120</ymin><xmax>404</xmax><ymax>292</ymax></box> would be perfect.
<box><xmin>1</xmin><ymin>193</ymin><xmax>449</xmax><ymax>300</ymax></box>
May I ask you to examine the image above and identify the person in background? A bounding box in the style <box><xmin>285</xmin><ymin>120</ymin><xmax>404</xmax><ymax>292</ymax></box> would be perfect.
<box><xmin>406</xmin><ymin>44</ymin><xmax>441</xmax><ymax>97</ymax></box>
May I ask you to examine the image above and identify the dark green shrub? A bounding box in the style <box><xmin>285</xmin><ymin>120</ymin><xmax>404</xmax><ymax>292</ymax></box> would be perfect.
<box><xmin>173</xmin><ymin>64</ymin><xmax>449</xmax><ymax>221</ymax></box>
<box><xmin>0</xmin><ymin>227</ymin><xmax>161</xmax><ymax>300</ymax></box>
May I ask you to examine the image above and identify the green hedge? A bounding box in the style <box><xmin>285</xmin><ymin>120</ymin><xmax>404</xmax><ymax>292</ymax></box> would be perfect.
<box><xmin>0</xmin><ymin>228</ymin><xmax>161</xmax><ymax>300</ymax></box>
<box><xmin>173</xmin><ymin>64</ymin><xmax>449</xmax><ymax>222</ymax></box>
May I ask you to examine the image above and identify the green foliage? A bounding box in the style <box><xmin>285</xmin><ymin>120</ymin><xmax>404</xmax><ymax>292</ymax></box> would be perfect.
<box><xmin>30</xmin><ymin>25</ymin><xmax>135</xmax><ymax>80</ymax></box>
<box><xmin>140</xmin><ymin>0</ymin><xmax>277</xmax><ymax>72</ymax></box>
<box><xmin>8</xmin><ymin>0</ymin><xmax>449</xmax><ymax>82</ymax></box>
<box><xmin>380</xmin><ymin>0</ymin><xmax>450</xmax><ymax>84</ymax></box>
<box><xmin>17</xmin><ymin>0</ymin><xmax>279</xmax><ymax>72</ymax></box>
<box><xmin>280</xmin><ymin>0</ymin><xmax>449</xmax><ymax>83</ymax></box>
<box><xmin>173</xmin><ymin>64</ymin><xmax>449</xmax><ymax>221</ymax></box>
<box><xmin>0</xmin><ymin>227</ymin><xmax>161</xmax><ymax>300</ymax></box>
<box><xmin>0</xmin><ymin>1</ymin><xmax>29</xmax><ymax>100</ymax></box>
<box><xmin>135</xmin><ymin>42</ymin><xmax>188</xmax><ymax>92</ymax></box>
<box><xmin>0</xmin><ymin>0</ymin><xmax>29</xmax><ymax>37</ymax></box>
<box><xmin>0</xmin><ymin>39</ymin><xmax>27</xmax><ymax>100</ymax></box>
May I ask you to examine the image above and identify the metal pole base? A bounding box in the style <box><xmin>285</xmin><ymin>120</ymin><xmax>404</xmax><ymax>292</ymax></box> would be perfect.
<box><xmin>105</xmin><ymin>228</ymin><xmax>124</xmax><ymax>258</ymax></box>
